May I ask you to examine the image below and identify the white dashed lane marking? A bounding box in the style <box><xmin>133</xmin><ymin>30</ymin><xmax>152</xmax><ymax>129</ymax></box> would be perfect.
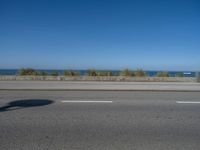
<box><xmin>61</xmin><ymin>100</ymin><xmax>113</xmax><ymax>103</ymax></box>
<box><xmin>176</xmin><ymin>101</ymin><xmax>200</xmax><ymax>104</ymax></box>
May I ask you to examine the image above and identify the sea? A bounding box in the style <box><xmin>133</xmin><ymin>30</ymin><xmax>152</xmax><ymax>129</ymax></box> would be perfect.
<box><xmin>0</xmin><ymin>69</ymin><xmax>197</xmax><ymax>77</ymax></box>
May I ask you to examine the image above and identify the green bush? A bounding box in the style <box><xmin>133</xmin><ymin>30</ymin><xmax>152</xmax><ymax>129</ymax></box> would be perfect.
<box><xmin>19</xmin><ymin>68</ymin><xmax>39</xmax><ymax>76</ymax></box>
<box><xmin>175</xmin><ymin>72</ymin><xmax>184</xmax><ymax>77</ymax></box>
<box><xmin>120</xmin><ymin>69</ymin><xmax>134</xmax><ymax>77</ymax></box>
<box><xmin>156</xmin><ymin>72</ymin><xmax>169</xmax><ymax>77</ymax></box>
<box><xmin>87</xmin><ymin>69</ymin><xmax>98</xmax><ymax>76</ymax></box>
<box><xmin>134</xmin><ymin>69</ymin><xmax>146</xmax><ymax>77</ymax></box>
<box><xmin>104</xmin><ymin>71</ymin><xmax>113</xmax><ymax>76</ymax></box>
<box><xmin>64</xmin><ymin>70</ymin><xmax>80</xmax><ymax>76</ymax></box>
<box><xmin>38</xmin><ymin>71</ymin><xmax>48</xmax><ymax>76</ymax></box>
<box><xmin>51</xmin><ymin>71</ymin><xmax>59</xmax><ymax>76</ymax></box>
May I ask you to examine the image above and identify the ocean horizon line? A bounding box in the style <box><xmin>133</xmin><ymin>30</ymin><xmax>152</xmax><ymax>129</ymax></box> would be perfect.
<box><xmin>0</xmin><ymin>68</ymin><xmax>198</xmax><ymax>72</ymax></box>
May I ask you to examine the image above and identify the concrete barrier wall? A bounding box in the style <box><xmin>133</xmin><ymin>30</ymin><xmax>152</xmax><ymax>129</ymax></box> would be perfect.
<box><xmin>197</xmin><ymin>72</ymin><xmax>200</xmax><ymax>83</ymax></box>
<box><xmin>0</xmin><ymin>76</ymin><xmax>197</xmax><ymax>82</ymax></box>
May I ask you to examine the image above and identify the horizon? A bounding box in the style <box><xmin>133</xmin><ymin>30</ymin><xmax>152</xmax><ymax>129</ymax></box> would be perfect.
<box><xmin>0</xmin><ymin>68</ymin><xmax>198</xmax><ymax>72</ymax></box>
<box><xmin>1</xmin><ymin>0</ymin><xmax>200</xmax><ymax>71</ymax></box>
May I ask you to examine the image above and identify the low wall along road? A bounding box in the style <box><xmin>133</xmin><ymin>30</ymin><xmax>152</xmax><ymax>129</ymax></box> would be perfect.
<box><xmin>0</xmin><ymin>75</ymin><xmax>197</xmax><ymax>82</ymax></box>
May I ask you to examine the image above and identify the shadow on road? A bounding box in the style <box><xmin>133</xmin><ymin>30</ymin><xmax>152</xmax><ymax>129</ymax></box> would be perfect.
<box><xmin>0</xmin><ymin>99</ymin><xmax>54</xmax><ymax>112</ymax></box>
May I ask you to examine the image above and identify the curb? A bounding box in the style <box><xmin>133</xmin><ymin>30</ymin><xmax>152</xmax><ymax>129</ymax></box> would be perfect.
<box><xmin>0</xmin><ymin>89</ymin><xmax>200</xmax><ymax>92</ymax></box>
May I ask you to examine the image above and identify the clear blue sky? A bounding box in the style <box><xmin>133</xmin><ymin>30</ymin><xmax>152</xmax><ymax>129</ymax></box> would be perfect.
<box><xmin>0</xmin><ymin>0</ymin><xmax>200</xmax><ymax>71</ymax></box>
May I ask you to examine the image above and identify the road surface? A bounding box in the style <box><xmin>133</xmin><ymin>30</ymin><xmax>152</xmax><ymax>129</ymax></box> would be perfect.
<box><xmin>0</xmin><ymin>91</ymin><xmax>200</xmax><ymax>150</ymax></box>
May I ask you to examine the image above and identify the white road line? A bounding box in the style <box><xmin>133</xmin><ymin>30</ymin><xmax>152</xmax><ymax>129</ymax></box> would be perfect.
<box><xmin>61</xmin><ymin>100</ymin><xmax>113</xmax><ymax>103</ymax></box>
<box><xmin>176</xmin><ymin>101</ymin><xmax>200</xmax><ymax>104</ymax></box>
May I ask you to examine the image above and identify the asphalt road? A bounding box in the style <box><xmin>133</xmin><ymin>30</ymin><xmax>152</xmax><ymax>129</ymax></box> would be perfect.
<box><xmin>0</xmin><ymin>91</ymin><xmax>200</xmax><ymax>150</ymax></box>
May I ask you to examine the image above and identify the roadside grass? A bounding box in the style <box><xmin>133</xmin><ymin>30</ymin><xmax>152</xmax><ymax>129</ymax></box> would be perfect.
<box><xmin>175</xmin><ymin>72</ymin><xmax>184</xmax><ymax>77</ymax></box>
<box><xmin>120</xmin><ymin>69</ymin><xmax>134</xmax><ymax>77</ymax></box>
<box><xmin>18</xmin><ymin>68</ymin><xmax>188</xmax><ymax>78</ymax></box>
<box><xmin>134</xmin><ymin>69</ymin><xmax>146</xmax><ymax>77</ymax></box>
<box><xmin>64</xmin><ymin>70</ymin><xmax>80</xmax><ymax>76</ymax></box>
<box><xmin>87</xmin><ymin>69</ymin><xmax>113</xmax><ymax>76</ymax></box>
<box><xmin>156</xmin><ymin>72</ymin><xmax>170</xmax><ymax>77</ymax></box>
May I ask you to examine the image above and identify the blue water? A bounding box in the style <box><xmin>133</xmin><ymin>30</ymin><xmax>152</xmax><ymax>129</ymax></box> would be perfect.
<box><xmin>0</xmin><ymin>69</ymin><xmax>197</xmax><ymax>77</ymax></box>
